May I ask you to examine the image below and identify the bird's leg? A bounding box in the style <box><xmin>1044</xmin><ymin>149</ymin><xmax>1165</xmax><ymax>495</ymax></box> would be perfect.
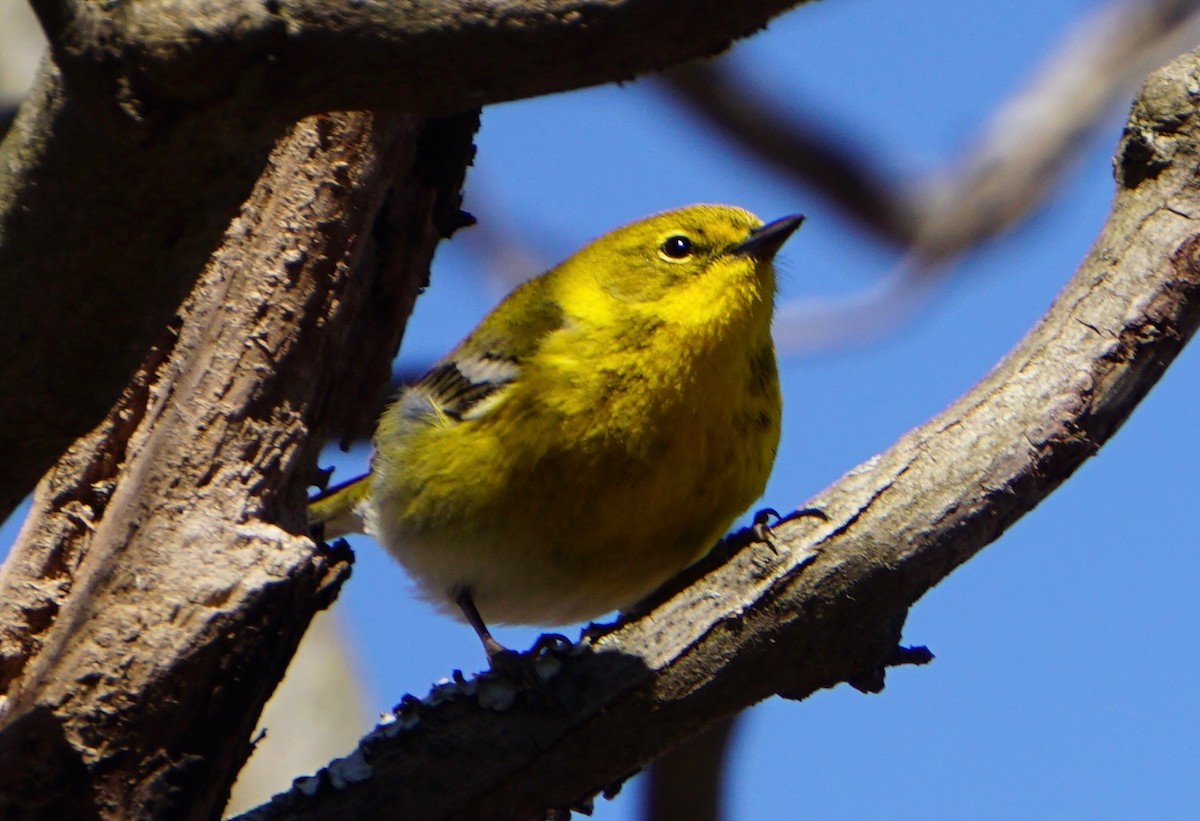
<box><xmin>455</xmin><ymin>587</ymin><xmax>509</xmax><ymax>662</ymax></box>
<box><xmin>455</xmin><ymin>587</ymin><xmax>574</xmax><ymax>704</ymax></box>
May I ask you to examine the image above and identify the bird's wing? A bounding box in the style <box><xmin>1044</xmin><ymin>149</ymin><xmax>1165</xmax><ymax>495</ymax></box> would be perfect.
<box><xmin>408</xmin><ymin>353</ymin><xmax>521</xmax><ymax>421</ymax></box>
<box><xmin>397</xmin><ymin>275</ymin><xmax>565</xmax><ymax>423</ymax></box>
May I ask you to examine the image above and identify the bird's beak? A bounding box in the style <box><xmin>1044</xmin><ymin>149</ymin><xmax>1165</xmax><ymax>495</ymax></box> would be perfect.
<box><xmin>731</xmin><ymin>214</ymin><xmax>805</xmax><ymax>259</ymax></box>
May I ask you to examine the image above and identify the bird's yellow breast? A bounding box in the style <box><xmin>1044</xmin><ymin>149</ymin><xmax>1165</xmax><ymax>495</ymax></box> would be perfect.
<box><xmin>369</xmin><ymin>238</ymin><xmax>781</xmax><ymax>625</ymax></box>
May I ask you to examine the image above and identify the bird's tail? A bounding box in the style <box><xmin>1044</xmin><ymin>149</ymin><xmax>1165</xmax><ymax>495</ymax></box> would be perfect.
<box><xmin>308</xmin><ymin>474</ymin><xmax>371</xmax><ymax>539</ymax></box>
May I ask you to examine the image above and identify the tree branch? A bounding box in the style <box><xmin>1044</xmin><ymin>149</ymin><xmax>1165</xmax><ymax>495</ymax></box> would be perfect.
<box><xmin>660</xmin><ymin>58</ymin><xmax>918</xmax><ymax>246</ymax></box>
<box><xmin>234</xmin><ymin>47</ymin><xmax>1200</xmax><ymax>821</ymax></box>
<box><xmin>0</xmin><ymin>108</ymin><xmax>478</xmax><ymax>819</ymax></box>
<box><xmin>30</xmin><ymin>0</ymin><xmax>811</xmax><ymax>124</ymax></box>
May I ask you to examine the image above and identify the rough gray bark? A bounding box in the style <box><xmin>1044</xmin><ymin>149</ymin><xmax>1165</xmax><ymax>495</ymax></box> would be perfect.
<box><xmin>231</xmin><ymin>49</ymin><xmax>1200</xmax><ymax>821</ymax></box>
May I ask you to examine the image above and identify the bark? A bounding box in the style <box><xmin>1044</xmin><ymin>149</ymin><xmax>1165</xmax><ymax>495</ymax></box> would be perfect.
<box><xmin>230</xmin><ymin>48</ymin><xmax>1200</xmax><ymax>821</ymax></box>
<box><xmin>0</xmin><ymin>0</ymin><xmax>811</xmax><ymax>521</ymax></box>
<box><xmin>0</xmin><ymin>108</ymin><xmax>478</xmax><ymax>819</ymax></box>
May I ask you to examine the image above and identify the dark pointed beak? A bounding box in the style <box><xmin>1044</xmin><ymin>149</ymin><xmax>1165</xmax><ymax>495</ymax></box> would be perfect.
<box><xmin>731</xmin><ymin>214</ymin><xmax>805</xmax><ymax>259</ymax></box>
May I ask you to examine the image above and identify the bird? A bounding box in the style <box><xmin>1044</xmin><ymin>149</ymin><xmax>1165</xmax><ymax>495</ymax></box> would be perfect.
<box><xmin>309</xmin><ymin>204</ymin><xmax>803</xmax><ymax>664</ymax></box>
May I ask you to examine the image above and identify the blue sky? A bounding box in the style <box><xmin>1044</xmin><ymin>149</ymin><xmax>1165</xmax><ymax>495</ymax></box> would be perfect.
<box><xmin>5</xmin><ymin>1</ymin><xmax>1199</xmax><ymax>818</ymax></box>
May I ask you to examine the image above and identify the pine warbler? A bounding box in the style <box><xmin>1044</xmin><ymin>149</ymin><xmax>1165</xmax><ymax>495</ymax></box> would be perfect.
<box><xmin>309</xmin><ymin>204</ymin><xmax>802</xmax><ymax>663</ymax></box>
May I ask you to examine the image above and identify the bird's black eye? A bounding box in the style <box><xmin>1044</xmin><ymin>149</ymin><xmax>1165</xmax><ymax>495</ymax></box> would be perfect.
<box><xmin>660</xmin><ymin>235</ymin><xmax>694</xmax><ymax>259</ymax></box>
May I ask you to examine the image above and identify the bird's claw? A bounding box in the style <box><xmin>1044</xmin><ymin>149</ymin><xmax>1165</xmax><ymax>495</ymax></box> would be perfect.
<box><xmin>750</xmin><ymin>505</ymin><xmax>830</xmax><ymax>554</ymax></box>
<box><xmin>751</xmin><ymin>507</ymin><xmax>782</xmax><ymax>551</ymax></box>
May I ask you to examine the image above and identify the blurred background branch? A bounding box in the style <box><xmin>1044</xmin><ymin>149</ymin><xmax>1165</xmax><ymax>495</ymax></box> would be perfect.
<box><xmin>660</xmin><ymin>0</ymin><xmax>1200</xmax><ymax>266</ymax></box>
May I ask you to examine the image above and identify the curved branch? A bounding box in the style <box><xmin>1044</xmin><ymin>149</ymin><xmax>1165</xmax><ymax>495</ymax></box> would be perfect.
<box><xmin>30</xmin><ymin>0</ymin><xmax>812</xmax><ymax>125</ymax></box>
<box><xmin>236</xmin><ymin>48</ymin><xmax>1200</xmax><ymax>821</ymax></box>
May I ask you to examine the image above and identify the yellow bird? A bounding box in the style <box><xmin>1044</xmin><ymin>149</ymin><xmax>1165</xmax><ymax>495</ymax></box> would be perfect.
<box><xmin>309</xmin><ymin>204</ymin><xmax>802</xmax><ymax>663</ymax></box>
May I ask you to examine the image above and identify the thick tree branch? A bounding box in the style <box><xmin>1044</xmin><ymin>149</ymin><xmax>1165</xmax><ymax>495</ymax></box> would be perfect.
<box><xmin>30</xmin><ymin>0</ymin><xmax>810</xmax><ymax>124</ymax></box>
<box><xmin>0</xmin><ymin>108</ymin><xmax>478</xmax><ymax>819</ymax></box>
<box><xmin>235</xmin><ymin>49</ymin><xmax>1200</xmax><ymax>821</ymax></box>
